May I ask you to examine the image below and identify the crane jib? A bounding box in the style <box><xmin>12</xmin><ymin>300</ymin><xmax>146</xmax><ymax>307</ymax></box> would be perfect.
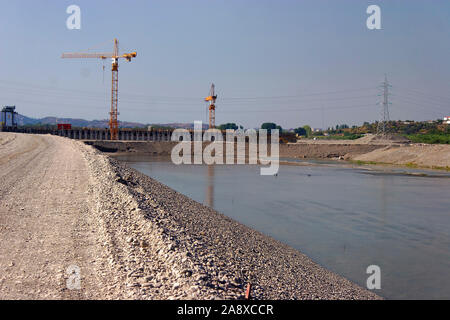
<box><xmin>61</xmin><ymin>38</ymin><xmax>137</xmax><ymax>141</ymax></box>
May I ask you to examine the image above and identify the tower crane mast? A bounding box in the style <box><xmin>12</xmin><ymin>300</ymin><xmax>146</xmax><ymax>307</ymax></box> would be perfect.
<box><xmin>62</xmin><ymin>38</ymin><xmax>137</xmax><ymax>140</ymax></box>
<box><xmin>205</xmin><ymin>83</ymin><xmax>217</xmax><ymax>129</ymax></box>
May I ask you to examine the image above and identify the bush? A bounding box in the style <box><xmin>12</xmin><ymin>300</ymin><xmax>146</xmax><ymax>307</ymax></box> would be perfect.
<box><xmin>218</xmin><ymin>123</ymin><xmax>238</xmax><ymax>130</ymax></box>
<box><xmin>406</xmin><ymin>133</ymin><xmax>450</xmax><ymax>144</ymax></box>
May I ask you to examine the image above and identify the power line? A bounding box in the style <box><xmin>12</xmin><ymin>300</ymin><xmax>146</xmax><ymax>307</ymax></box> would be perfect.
<box><xmin>395</xmin><ymin>86</ymin><xmax>450</xmax><ymax>103</ymax></box>
<box><xmin>392</xmin><ymin>96</ymin><xmax>449</xmax><ymax>114</ymax></box>
<box><xmin>2</xmin><ymin>78</ymin><xmax>446</xmax><ymax>126</ymax></box>
<box><xmin>0</xmin><ymin>83</ymin><xmax>378</xmax><ymax>108</ymax></box>
<box><xmin>221</xmin><ymin>87</ymin><xmax>377</xmax><ymax>100</ymax></box>
<box><xmin>219</xmin><ymin>104</ymin><xmax>376</xmax><ymax>113</ymax></box>
<box><xmin>0</xmin><ymin>79</ymin><xmax>377</xmax><ymax>102</ymax></box>
<box><xmin>7</xmin><ymin>94</ymin><xmax>376</xmax><ymax>115</ymax></box>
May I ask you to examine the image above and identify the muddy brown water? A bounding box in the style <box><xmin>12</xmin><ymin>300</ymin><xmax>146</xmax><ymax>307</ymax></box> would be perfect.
<box><xmin>113</xmin><ymin>154</ymin><xmax>450</xmax><ymax>299</ymax></box>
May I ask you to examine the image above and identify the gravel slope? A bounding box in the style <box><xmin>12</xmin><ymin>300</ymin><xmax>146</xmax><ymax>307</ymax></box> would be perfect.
<box><xmin>0</xmin><ymin>133</ymin><xmax>381</xmax><ymax>300</ymax></box>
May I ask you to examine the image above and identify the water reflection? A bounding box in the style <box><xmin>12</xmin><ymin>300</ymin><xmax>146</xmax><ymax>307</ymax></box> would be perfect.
<box><xmin>205</xmin><ymin>165</ymin><xmax>215</xmax><ymax>208</ymax></box>
<box><xmin>379</xmin><ymin>176</ymin><xmax>388</xmax><ymax>224</ymax></box>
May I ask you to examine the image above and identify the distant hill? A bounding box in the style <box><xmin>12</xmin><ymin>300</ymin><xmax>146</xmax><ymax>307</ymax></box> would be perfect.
<box><xmin>160</xmin><ymin>123</ymin><xmax>209</xmax><ymax>130</ymax></box>
<box><xmin>15</xmin><ymin>114</ymin><xmax>208</xmax><ymax>130</ymax></box>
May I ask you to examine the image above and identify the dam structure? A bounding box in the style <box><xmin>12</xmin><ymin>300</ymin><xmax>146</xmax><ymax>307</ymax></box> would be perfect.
<box><xmin>0</xmin><ymin>126</ymin><xmax>386</xmax><ymax>159</ymax></box>
<box><xmin>1</xmin><ymin>127</ymin><xmax>173</xmax><ymax>142</ymax></box>
<box><xmin>1</xmin><ymin>126</ymin><xmax>295</xmax><ymax>143</ymax></box>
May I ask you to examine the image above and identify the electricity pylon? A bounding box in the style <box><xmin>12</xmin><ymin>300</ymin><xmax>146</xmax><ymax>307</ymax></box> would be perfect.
<box><xmin>377</xmin><ymin>74</ymin><xmax>392</xmax><ymax>136</ymax></box>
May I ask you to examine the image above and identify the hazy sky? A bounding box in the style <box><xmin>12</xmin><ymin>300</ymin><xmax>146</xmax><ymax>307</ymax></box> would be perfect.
<box><xmin>0</xmin><ymin>0</ymin><xmax>449</xmax><ymax>129</ymax></box>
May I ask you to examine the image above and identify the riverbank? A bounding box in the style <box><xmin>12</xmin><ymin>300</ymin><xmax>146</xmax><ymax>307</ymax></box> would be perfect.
<box><xmin>0</xmin><ymin>133</ymin><xmax>380</xmax><ymax>299</ymax></box>
<box><xmin>86</xmin><ymin>139</ymin><xmax>450</xmax><ymax>171</ymax></box>
<box><xmin>85</xmin><ymin>140</ymin><xmax>387</xmax><ymax>159</ymax></box>
<box><xmin>290</xmin><ymin>135</ymin><xmax>450</xmax><ymax>170</ymax></box>
<box><xmin>352</xmin><ymin>144</ymin><xmax>450</xmax><ymax>171</ymax></box>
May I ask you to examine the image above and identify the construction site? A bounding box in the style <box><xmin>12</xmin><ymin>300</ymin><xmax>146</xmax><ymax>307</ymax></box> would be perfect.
<box><xmin>1</xmin><ymin>1</ymin><xmax>450</xmax><ymax>305</ymax></box>
<box><xmin>2</xmin><ymin>48</ymin><xmax>447</xmax><ymax>170</ymax></box>
<box><xmin>1</xmin><ymin>39</ymin><xmax>292</xmax><ymax>145</ymax></box>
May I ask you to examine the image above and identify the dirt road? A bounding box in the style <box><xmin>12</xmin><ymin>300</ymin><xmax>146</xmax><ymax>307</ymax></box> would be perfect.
<box><xmin>0</xmin><ymin>133</ymin><xmax>107</xmax><ymax>299</ymax></box>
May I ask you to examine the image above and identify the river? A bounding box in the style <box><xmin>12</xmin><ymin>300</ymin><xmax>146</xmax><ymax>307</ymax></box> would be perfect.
<box><xmin>113</xmin><ymin>154</ymin><xmax>450</xmax><ymax>299</ymax></box>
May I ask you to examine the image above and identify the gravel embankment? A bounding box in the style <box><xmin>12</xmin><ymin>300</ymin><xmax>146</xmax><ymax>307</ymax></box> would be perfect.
<box><xmin>79</xmin><ymin>138</ymin><xmax>381</xmax><ymax>300</ymax></box>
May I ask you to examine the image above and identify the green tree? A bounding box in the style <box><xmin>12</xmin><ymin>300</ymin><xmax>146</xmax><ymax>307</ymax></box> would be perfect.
<box><xmin>218</xmin><ymin>123</ymin><xmax>238</xmax><ymax>130</ymax></box>
<box><xmin>261</xmin><ymin>122</ymin><xmax>282</xmax><ymax>132</ymax></box>
<box><xmin>294</xmin><ymin>127</ymin><xmax>307</xmax><ymax>136</ymax></box>
<box><xmin>303</xmin><ymin>125</ymin><xmax>312</xmax><ymax>137</ymax></box>
<box><xmin>261</xmin><ymin>122</ymin><xmax>283</xmax><ymax>134</ymax></box>
<box><xmin>261</xmin><ymin>122</ymin><xmax>277</xmax><ymax>130</ymax></box>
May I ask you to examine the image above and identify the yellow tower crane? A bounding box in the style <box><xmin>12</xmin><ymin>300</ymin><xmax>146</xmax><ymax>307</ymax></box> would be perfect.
<box><xmin>205</xmin><ymin>83</ymin><xmax>217</xmax><ymax>129</ymax></box>
<box><xmin>62</xmin><ymin>38</ymin><xmax>137</xmax><ymax>140</ymax></box>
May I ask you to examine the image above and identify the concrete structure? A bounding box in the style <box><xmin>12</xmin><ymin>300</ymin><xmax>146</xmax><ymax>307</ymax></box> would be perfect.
<box><xmin>2</xmin><ymin>126</ymin><xmax>290</xmax><ymax>144</ymax></box>
<box><xmin>1</xmin><ymin>127</ymin><xmax>173</xmax><ymax>141</ymax></box>
<box><xmin>444</xmin><ymin>117</ymin><xmax>450</xmax><ymax>125</ymax></box>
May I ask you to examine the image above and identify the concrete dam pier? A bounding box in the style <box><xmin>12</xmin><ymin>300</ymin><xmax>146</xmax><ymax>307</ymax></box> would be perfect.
<box><xmin>2</xmin><ymin>126</ymin><xmax>296</xmax><ymax>143</ymax></box>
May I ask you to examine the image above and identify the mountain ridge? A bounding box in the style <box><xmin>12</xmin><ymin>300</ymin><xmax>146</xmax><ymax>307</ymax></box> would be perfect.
<box><xmin>15</xmin><ymin>114</ymin><xmax>208</xmax><ymax>129</ymax></box>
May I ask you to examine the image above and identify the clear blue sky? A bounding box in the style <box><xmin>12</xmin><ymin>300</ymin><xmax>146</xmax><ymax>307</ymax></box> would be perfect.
<box><xmin>0</xmin><ymin>0</ymin><xmax>449</xmax><ymax>129</ymax></box>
